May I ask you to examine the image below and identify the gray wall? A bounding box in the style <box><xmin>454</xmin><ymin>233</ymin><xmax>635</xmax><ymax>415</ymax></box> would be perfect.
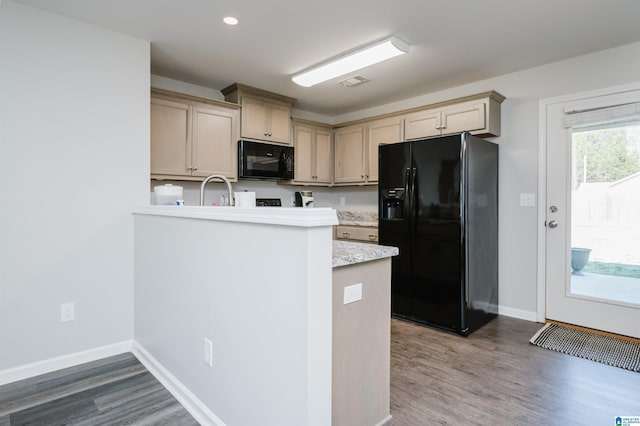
<box><xmin>0</xmin><ymin>1</ymin><xmax>150</xmax><ymax>369</ymax></box>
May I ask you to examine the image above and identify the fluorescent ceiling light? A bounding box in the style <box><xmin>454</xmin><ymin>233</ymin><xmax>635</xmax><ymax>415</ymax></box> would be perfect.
<box><xmin>292</xmin><ymin>36</ymin><xmax>410</xmax><ymax>87</ymax></box>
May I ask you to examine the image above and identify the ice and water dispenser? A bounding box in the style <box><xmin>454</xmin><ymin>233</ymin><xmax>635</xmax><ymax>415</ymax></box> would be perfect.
<box><xmin>381</xmin><ymin>188</ymin><xmax>404</xmax><ymax>220</ymax></box>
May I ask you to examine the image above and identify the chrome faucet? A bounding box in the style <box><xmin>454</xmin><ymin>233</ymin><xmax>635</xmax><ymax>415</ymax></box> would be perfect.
<box><xmin>200</xmin><ymin>175</ymin><xmax>234</xmax><ymax>206</ymax></box>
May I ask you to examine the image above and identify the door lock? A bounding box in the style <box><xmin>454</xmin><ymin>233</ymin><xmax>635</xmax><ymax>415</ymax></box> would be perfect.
<box><xmin>548</xmin><ymin>220</ymin><xmax>558</xmax><ymax>228</ymax></box>
<box><xmin>549</xmin><ymin>206</ymin><xmax>558</xmax><ymax>213</ymax></box>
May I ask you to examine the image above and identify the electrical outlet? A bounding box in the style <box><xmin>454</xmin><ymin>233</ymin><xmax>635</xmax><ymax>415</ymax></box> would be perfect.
<box><xmin>340</xmin><ymin>196</ymin><xmax>346</xmax><ymax>206</ymax></box>
<box><xmin>343</xmin><ymin>283</ymin><xmax>363</xmax><ymax>305</ymax></box>
<box><xmin>520</xmin><ymin>193</ymin><xmax>536</xmax><ymax>207</ymax></box>
<box><xmin>203</xmin><ymin>338</ymin><xmax>213</xmax><ymax>367</ymax></box>
<box><xmin>60</xmin><ymin>303</ymin><xmax>75</xmax><ymax>322</ymax></box>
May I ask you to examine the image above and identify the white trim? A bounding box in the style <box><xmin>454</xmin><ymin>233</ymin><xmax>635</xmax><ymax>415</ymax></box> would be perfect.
<box><xmin>537</xmin><ymin>80</ymin><xmax>640</xmax><ymax>326</ymax></box>
<box><xmin>537</xmin><ymin>99</ymin><xmax>549</xmax><ymax>323</ymax></box>
<box><xmin>498</xmin><ymin>305</ymin><xmax>538</xmax><ymax>322</ymax></box>
<box><xmin>375</xmin><ymin>414</ymin><xmax>393</xmax><ymax>426</ymax></box>
<box><xmin>0</xmin><ymin>340</ymin><xmax>133</xmax><ymax>386</ymax></box>
<box><xmin>133</xmin><ymin>206</ymin><xmax>339</xmax><ymax>227</ymax></box>
<box><xmin>132</xmin><ymin>341</ymin><xmax>226</xmax><ymax>426</ymax></box>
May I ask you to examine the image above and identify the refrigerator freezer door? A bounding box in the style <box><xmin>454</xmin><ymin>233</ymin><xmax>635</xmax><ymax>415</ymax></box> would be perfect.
<box><xmin>379</xmin><ymin>142</ymin><xmax>413</xmax><ymax>318</ymax></box>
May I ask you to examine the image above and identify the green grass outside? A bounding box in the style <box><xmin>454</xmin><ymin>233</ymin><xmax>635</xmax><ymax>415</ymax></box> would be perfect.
<box><xmin>582</xmin><ymin>261</ymin><xmax>640</xmax><ymax>279</ymax></box>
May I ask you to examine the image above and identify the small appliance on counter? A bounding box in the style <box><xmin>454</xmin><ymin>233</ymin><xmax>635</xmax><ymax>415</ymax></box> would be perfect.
<box><xmin>294</xmin><ymin>191</ymin><xmax>314</xmax><ymax>207</ymax></box>
<box><xmin>153</xmin><ymin>184</ymin><xmax>183</xmax><ymax>205</ymax></box>
<box><xmin>256</xmin><ymin>198</ymin><xmax>282</xmax><ymax>207</ymax></box>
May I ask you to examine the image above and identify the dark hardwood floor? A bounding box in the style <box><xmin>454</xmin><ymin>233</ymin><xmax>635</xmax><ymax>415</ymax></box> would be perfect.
<box><xmin>2</xmin><ymin>317</ymin><xmax>638</xmax><ymax>426</ymax></box>
<box><xmin>389</xmin><ymin>316</ymin><xmax>640</xmax><ymax>426</ymax></box>
<box><xmin>0</xmin><ymin>353</ymin><xmax>198</xmax><ymax>426</ymax></box>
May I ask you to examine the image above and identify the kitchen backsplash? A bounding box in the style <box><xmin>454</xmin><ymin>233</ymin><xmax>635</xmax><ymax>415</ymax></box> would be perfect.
<box><xmin>150</xmin><ymin>179</ymin><xmax>377</xmax><ymax>209</ymax></box>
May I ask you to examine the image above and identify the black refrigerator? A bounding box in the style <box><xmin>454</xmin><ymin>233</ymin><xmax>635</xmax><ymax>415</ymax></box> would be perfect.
<box><xmin>378</xmin><ymin>132</ymin><xmax>498</xmax><ymax>336</ymax></box>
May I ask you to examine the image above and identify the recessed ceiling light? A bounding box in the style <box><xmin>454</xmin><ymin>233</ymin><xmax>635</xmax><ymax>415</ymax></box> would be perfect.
<box><xmin>223</xmin><ymin>16</ymin><xmax>239</xmax><ymax>26</ymax></box>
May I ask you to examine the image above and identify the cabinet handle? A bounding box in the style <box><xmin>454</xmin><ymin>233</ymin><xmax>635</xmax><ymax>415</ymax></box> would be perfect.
<box><xmin>369</xmin><ymin>234</ymin><xmax>377</xmax><ymax>241</ymax></box>
<box><xmin>268</xmin><ymin>132</ymin><xmax>272</xmax><ymax>137</ymax></box>
<box><xmin>342</xmin><ymin>232</ymin><xmax>351</xmax><ymax>238</ymax></box>
<box><xmin>264</xmin><ymin>131</ymin><xmax>268</xmax><ymax>136</ymax></box>
<box><xmin>193</xmin><ymin>167</ymin><xmax>198</xmax><ymax>171</ymax></box>
<box><xmin>187</xmin><ymin>166</ymin><xmax>193</xmax><ymax>170</ymax></box>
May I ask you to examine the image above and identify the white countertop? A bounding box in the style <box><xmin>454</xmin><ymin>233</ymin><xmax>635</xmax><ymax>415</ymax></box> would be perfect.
<box><xmin>332</xmin><ymin>240</ymin><xmax>399</xmax><ymax>268</ymax></box>
<box><xmin>134</xmin><ymin>205</ymin><xmax>338</xmax><ymax>227</ymax></box>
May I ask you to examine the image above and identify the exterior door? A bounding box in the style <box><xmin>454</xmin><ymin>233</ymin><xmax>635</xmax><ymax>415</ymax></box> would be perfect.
<box><xmin>543</xmin><ymin>88</ymin><xmax>640</xmax><ymax>338</ymax></box>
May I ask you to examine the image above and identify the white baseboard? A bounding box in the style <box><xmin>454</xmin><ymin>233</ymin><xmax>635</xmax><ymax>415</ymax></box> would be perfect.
<box><xmin>375</xmin><ymin>414</ymin><xmax>393</xmax><ymax>426</ymax></box>
<box><xmin>0</xmin><ymin>340</ymin><xmax>133</xmax><ymax>386</ymax></box>
<box><xmin>132</xmin><ymin>341</ymin><xmax>225</xmax><ymax>426</ymax></box>
<box><xmin>498</xmin><ymin>305</ymin><xmax>539</xmax><ymax>322</ymax></box>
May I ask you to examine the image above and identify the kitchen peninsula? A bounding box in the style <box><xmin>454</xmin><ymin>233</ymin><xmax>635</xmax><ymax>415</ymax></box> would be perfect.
<box><xmin>133</xmin><ymin>206</ymin><xmax>397</xmax><ymax>426</ymax></box>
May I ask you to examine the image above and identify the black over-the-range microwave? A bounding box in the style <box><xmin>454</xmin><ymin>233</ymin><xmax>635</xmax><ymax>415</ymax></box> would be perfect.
<box><xmin>238</xmin><ymin>140</ymin><xmax>294</xmax><ymax>180</ymax></box>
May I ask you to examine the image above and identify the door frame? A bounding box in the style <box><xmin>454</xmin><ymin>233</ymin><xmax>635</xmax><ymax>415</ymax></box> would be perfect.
<box><xmin>536</xmin><ymin>81</ymin><xmax>640</xmax><ymax>323</ymax></box>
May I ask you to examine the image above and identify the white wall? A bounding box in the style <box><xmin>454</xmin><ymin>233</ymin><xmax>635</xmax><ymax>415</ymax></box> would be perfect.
<box><xmin>0</xmin><ymin>1</ymin><xmax>149</xmax><ymax>369</ymax></box>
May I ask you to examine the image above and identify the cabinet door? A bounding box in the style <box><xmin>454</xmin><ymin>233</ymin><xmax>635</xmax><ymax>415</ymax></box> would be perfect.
<box><xmin>334</xmin><ymin>126</ymin><xmax>365</xmax><ymax>183</ymax></box>
<box><xmin>191</xmin><ymin>106</ymin><xmax>237</xmax><ymax>178</ymax></box>
<box><xmin>404</xmin><ymin>109</ymin><xmax>441</xmax><ymax>140</ymax></box>
<box><xmin>294</xmin><ymin>125</ymin><xmax>314</xmax><ymax>182</ymax></box>
<box><xmin>151</xmin><ymin>98</ymin><xmax>190</xmax><ymax>176</ymax></box>
<box><xmin>267</xmin><ymin>103</ymin><xmax>292</xmax><ymax>144</ymax></box>
<box><xmin>366</xmin><ymin>118</ymin><xmax>403</xmax><ymax>183</ymax></box>
<box><xmin>440</xmin><ymin>101</ymin><xmax>486</xmax><ymax>135</ymax></box>
<box><xmin>241</xmin><ymin>96</ymin><xmax>267</xmax><ymax>140</ymax></box>
<box><xmin>315</xmin><ymin>129</ymin><xmax>333</xmax><ymax>183</ymax></box>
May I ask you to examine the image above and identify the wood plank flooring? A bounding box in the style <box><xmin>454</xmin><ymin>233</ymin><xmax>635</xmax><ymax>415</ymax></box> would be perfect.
<box><xmin>2</xmin><ymin>317</ymin><xmax>639</xmax><ymax>426</ymax></box>
<box><xmin>0</xmin><ymin>353</ymin><xmax>198</xmax><ymax>426</ymax></box>
<box><xmin>389</xmin><ymin>316</ymin><xmax>640</xmax><ymax>426</ymax></box>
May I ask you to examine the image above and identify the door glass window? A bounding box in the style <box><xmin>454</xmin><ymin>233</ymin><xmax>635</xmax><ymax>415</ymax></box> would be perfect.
<box><xmin>570</xmin><ymin>124</ymin><xmax>640</xmax><ymax>306</ymax></box>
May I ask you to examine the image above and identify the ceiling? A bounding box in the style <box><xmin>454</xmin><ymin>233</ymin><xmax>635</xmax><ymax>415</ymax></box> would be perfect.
<box><xmin>15</xmin><ymin>0</ymin><xmax>640</xmax><ymax>116</ymax></box>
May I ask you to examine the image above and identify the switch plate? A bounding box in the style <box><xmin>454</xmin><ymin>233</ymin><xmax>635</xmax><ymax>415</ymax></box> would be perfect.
<box><xmin>60</xmin><ymin>303</ymin><xmax>75</xmax><ymax>322</ymax></box>
<box><xmin>203</xmin><ymin>338</ymin><xmax>213</xmax><ymax>367</ymax></box>
<box><xmin>520</xmin><ymin>193</ymin><xmax>536</xmax><ymax>207</ymax></box>
<box><xmin>343</xmin><ymin>283</ymin><xmax>363</xmax><ymax>305</ymax></box>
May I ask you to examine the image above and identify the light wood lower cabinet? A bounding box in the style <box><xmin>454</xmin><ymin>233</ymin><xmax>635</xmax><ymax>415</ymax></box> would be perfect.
<box><xmin>151</xmin><ymin>91</ymin><xmax>240</xmax><ymax>181</ymax></box>
<box><xmin>335</xmin><ymin>225</ymin><xmax>378</xmax><ymax>243</ymax></box>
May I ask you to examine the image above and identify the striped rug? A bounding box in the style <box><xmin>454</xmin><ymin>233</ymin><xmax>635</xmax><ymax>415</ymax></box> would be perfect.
<box><xmin>530</xmin><ymin>323</ymin><xmax>640</xmax><ymax>372</ymax></box>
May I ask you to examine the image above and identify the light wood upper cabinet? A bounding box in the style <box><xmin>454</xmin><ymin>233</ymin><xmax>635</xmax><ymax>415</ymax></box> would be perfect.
<box><xmin>150</xmin><ymin>90</ymin><xmax>240</xmax><ymax>181</ymax></box>
<box><xmin>151</xmin><ymin>98</ymin><xmax>190</xmax><ymax>176</ymax></box>
<box><xmin>191</xmin><ymin>106</ymin><xmax>236</xmax><ymax>177</ymax></box>
<box><xmin>334</xmin><ymin>125</ymin><xmax>366</xmax><ymax>184</ymax></box>
<box><xmin>222</xmin><ymin>83</ymin><xmax>296</xmax><ymax>145</ymax></box>
<box><xmin>404</xmin><ymin>92</ymin><xmax>504</xmax><ymax>140</ymax></box>
<box><xmin>293</xmin><ymin>121</ymin><xmax>333</xmax><ymax>184</ymax></box>
<box><xmin>366</xmin><ymin>117</ymin><xmax>403</xmax><ymax>183</ymax></box>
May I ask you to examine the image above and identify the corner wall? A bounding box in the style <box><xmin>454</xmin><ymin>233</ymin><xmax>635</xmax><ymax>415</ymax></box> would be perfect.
<box><xmin>0</xmin><ymin>1</ymin><xmax>150</xmax><ymax>370</ymax></box>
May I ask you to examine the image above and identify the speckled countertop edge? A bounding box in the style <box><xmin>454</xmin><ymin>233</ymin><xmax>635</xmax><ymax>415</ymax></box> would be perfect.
<box><xmin>332</xmin><ymin>240</ymin><xmax>398</xmax><ymax>268</ymax></box>
<box><xmin>335</xmin><ymin>210</ymin><xmax>378</xmax><ymax>227</ymax></box>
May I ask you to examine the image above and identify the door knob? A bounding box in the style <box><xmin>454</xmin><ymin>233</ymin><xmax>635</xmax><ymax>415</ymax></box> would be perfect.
<box><xmin>548</xmin><ymin>220</ymin><xmax>558</xmax><ymax>228</ymax></box>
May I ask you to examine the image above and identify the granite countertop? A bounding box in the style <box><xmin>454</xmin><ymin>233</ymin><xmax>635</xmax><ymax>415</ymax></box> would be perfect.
<box><xmin>335</xmin><ymin>210</ymin><xmax>378</xmax><ymax>227</ymax></box>
<box><xmin>332</xmin><ymin>240</ymin><xmax>398</xmax><ymax>268</ymax></box>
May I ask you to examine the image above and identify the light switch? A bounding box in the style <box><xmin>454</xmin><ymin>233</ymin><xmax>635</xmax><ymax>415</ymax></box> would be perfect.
<box><xmin>343</xmin><ymin>283</ymin><xmax>363</xmax><ymax>305</ymax></box>
<box><xmin>520</xmin><ymin>193</ymin><xmax>536</xmax><ymax>207</ymax></box>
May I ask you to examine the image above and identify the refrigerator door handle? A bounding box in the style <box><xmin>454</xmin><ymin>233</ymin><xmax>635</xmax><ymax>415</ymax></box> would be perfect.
<box><xmin>410</xmin><ymin>167</ymin><xmax>417</xmax><ymax>231</ymax></box>
<box><xmin>404</xmin><ymin>168</ymin><xmax>412</xmax><ymax>230</ymax></box>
